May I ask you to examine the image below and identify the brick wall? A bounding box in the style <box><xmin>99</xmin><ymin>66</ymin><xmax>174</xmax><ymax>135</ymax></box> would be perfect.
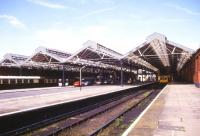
<box><xmin>179</xmin><ymin>48</ymin><xmax>200</xmax><ymax>87</ymax></box>
<box><xmin>194</xmin><ymin>49</ymin><xmax>200</xmax><ymax>87</ymax></box>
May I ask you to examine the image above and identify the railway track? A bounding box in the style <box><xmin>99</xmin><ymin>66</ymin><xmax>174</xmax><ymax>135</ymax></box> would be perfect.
<box><xmin>58</xmin><ymin>88</ymin><xmax>160</xmax><ymax>136</ymax></box>
<box><xmin>27</xmin><ymin>84</ymin><xmax>163</xmax><ymax>136</ymax></box>
<box><xmin>0</xmin><ymin>83</ymin><xmax>161</xmax><ymax>136</ymax></box>
<box><xmin>92</xmin><ymin>87</ymin><xmax>162</xmax><ymax>136</ymax></box>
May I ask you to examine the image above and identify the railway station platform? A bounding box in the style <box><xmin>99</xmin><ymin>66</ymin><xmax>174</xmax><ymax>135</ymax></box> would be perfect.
<box><xmin>122</xmin><ymin>84</ymin><xmax>200</xmax><ymax>136</ymax></box>
<box><xmin>0</xmin><ymin>84</ymin><xmax>145</xmax><ymax>117</ymax></box>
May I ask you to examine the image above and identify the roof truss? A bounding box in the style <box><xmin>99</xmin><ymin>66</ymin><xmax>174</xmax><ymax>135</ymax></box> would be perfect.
<box><xmin>0</xmin><ymin>53</ymin><xmax>28</xmax><ymax>66</ymax></box>
<box><xmin>122</xmin><ymin>32</ymin><xmax>194</xmax><ymax>73</ymax></box>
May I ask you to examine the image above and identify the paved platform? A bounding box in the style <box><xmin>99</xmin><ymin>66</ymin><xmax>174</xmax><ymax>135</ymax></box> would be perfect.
<box><xmin>0</xmin><ymin>86</ymin><xmax>108</xmax><ymax>100</ymax></box>
<box><xmin>0</xmin><ymin>85</ymin><xmax>141</xmax><ymax>117</ymax></box>
<box><xmin>122</xmin><ymin>84</ymin><xmax>200</xmax><ymax>136</ymax></box>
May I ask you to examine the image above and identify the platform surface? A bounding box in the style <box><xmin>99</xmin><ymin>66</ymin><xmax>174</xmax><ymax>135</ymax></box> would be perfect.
<box><xmin>0</xmin><ymin>85</ymin><xmax>140</xmax><ymax>117</ymax></box>
<box><xmin>123</xmin><ymin>84</ymin><xmax>200</xmax><ymax>136</ymax></box>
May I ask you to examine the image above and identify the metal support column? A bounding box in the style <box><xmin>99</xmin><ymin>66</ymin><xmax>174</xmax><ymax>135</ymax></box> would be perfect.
<box><xmin>80</xmin><ymin>67</ymin><xmax>82</xmax><ymax>91</ymax></box>
<box><xmin>120</xmin><ymin>60</ymin><xmax>123</xmax><ymax>87</ymax></box>
<box><xmin>62</xmin><ymin>64</ymin><xmax>65</xmax><ymax>87</ymax></box>
<box><xmin>130</xmin><ymin>64</ymin><xmax>132</xmax><ymax>84</ymax></box>
<box><xmin>80</xmin><ymin>65</ymin><xmax>86</xmax><ymax>91</ymax></box>
<box><xmin>142</xmin><ymin>66</ymin><xmax>144</xmax><ymax>83</ymax></box>
<box><xmin>136</xmin><ymin>63</ymin><xmax>139</xmax><ymax>83</ymax></box>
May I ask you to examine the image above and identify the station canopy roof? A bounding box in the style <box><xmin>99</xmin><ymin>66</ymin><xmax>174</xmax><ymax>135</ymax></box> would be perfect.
<box><xmin>19</xmin><ymin>46</ymin><xmax>71</xmax><ymax>70</ymax></box>
<box><xmin>66</xmin><ymin>40</ymin><xmax>124</xmax><ymax>70</ymax></box>
<box><xmin>0</xmin><ymin>53</ymin><xmax>29</xmax><ymax>66</ymax></box>
<box><xmin>26</xmin><ymin>46</ymin><xmax>71</xmax><ymax>63</ymax></box>
<box><xmin>0</xmin><ymin>32</ymin><xmax>195</xmax><ymax>73</ymax></box>
<box><xmin>122</xmin><ymin>33</ymin><xmax>194</xmax><ymax>74</ymax></box>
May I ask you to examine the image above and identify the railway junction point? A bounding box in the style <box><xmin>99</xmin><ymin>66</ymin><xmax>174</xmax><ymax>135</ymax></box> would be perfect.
<box><xmin>0</xmin><ymin>32</ymin><xmax>200</xmax><ymax>135</ymax></box>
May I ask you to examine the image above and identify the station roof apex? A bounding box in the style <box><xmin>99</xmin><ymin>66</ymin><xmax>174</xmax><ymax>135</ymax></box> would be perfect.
<box><xmin>146</xmin><ymin>32</ymin><xmax>167</xmax><ymax>43</ymax></box>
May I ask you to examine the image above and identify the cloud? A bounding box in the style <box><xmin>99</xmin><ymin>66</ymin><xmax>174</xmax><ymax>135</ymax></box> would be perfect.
<box><xmin>34</xmin><ymin>28</ymin><xmax>84</xmax><ymax>53</ymax></box>
<box><xmin>165</xmin><ymin>3</ymin><xmax>200</xmax><ymax>15</ymax></box>
<box><xmin>128</xmin><ymin>13</ymin><xmax>186</xmax><ymax>24</ymax></box>
<box><xmin>95</xmin><ymin>0</ymin><xmax>114</xmax><ymax>4</ymax></box>
<box><xmin>34</xmin><ymin>25</ymin><xmax>109</xmax><ymax>53</ymax></box>
<box><xmin>129</xmin><ymin>14</ymin><xmax>143</xmax><ymax>19</ymax></box>
<box><xmin>80</xmin><ymin>0</ymin><xmax>114</xmax><ymax>4</ymax></box>
<box><xmin>76</xmin><ymin>6</ymin><xmax>117</xmax><ymax>19</ymax></box>
<box><xmin>82</xmin><ymin>25</ymin><xmax>109</xmax><ymax>41</ymax></box>
<box><xmin>0</xmin><ymin>14</ymin><xmax>25</xmax><ymax>28</ymax></box>
<box><xmin>136</xmin><ymin>17</ymin><xmax>186</xmax><ymax>24</ymax></box>
<box><xmin>27</xmin><ymin>0</ymin><xmax>70</xmax><ymax>9</ymax></box>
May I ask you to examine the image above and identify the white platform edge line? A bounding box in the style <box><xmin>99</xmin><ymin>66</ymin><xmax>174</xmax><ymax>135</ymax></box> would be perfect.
<box><xmin>121</xmin><ymin>84</ymin><xmax>168</xmax><ymax>136</ymax></box>
<box><xmin>0</xmin><ymin>91</ymin><xmax>75</xmax><ymax>102</ymax></box>
<box><xmin>0</xmin><ymin>86</ymin><xmax>136</xmax><ymax>102</ymax></box>
<box><xmin>0</xmin><ymin>86</ymin><xmax>63</xmax><ymax>94</ymax></box>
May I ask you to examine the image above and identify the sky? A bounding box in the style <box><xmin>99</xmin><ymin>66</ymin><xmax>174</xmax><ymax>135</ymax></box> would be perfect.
<box><xmin>0</xmin><ymin>0</ymin><xmax>200</xmax><ymax>59</ymax></box>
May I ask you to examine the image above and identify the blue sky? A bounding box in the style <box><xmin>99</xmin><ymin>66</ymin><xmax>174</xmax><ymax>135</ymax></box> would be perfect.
<box><xmin>0</xmin><ymin>0</ymin><xmax>200</xmax><ymax>58</ymax></box>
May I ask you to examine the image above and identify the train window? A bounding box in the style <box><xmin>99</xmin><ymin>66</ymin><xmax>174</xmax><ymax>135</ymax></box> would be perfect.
<box><xmin>45</xmin><ymin>79</ymin><xmax>48</xmax><ymax>83</ymax></box>
<box><xmin>3</xmin><ymin>79</ymin><xmax>8</xmax><ymax>84</ymax></box>
<box><xmin>0</xmin><ymin>80</ymin><xmax>2</xmax><ymax>84</ymax></box>
<box><xmin>30</xmin><ymin>79</ymin><xmax>33</xmax><ymax>83</ymax></box>
<box><xmin>17</xmin><ymin>79</ymin><xmax>22</xmax><ymax>84</ymax></box>
<box><xmin>24</xmin><ymin>79</ymin><xmax>28</xmax><ymax>84</ymax></box>
<box><xmin>10</xmin><ymin>79</ymin><xmax>16</xmax><ymax>84</ymax></box>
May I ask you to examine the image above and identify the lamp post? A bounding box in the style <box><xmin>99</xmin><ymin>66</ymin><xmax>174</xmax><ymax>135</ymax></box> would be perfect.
<box><xmin>80</xmin><ymin>65</ymin><xmax>86</xmax><ymax>91</ymax></box>
<box><xmin>62</xmin><ymin>64</ymin><xmax>65</xmax><ymax>87</ymax></box>
<box><xmin>135</xmin><ymin>59</ymin><xmax>139</xmax><ymax>84</ymax></box>
<box><xmin>120</xmin><ymin>60</ymin><xmax>123</xmax><ymax>87</ymax></box>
